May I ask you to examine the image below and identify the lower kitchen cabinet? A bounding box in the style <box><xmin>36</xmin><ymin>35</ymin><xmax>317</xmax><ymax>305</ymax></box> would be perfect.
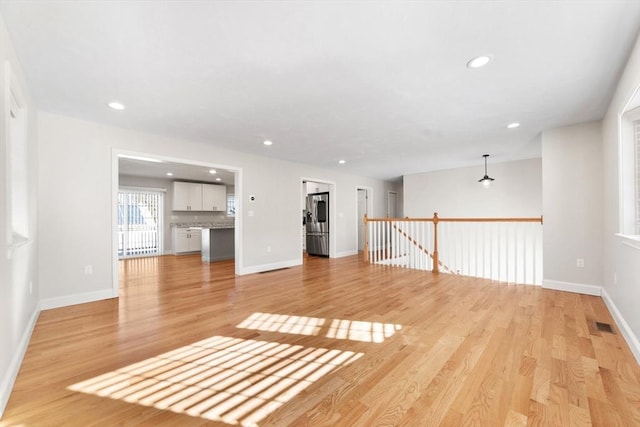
<box><xmin>173</xmin><ymin>227</ymin><xmax>202</xmax><ymax>254</ymax></box>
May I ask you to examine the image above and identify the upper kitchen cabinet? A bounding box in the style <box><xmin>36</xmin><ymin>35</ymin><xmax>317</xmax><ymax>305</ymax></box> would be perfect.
<box><xmin>202</xmin><ymin>184</ymin><xmax>227</xmax><ymax>212</ymax></box>
<box><xmin>172</xmin><ymin>182</ymin><xmax>203</xmax><ymax>211</ymax></box>
<box><xmin>173</xmin><ymin>182</ymin><xmax>226</xmax><ymax>211</ymax></box>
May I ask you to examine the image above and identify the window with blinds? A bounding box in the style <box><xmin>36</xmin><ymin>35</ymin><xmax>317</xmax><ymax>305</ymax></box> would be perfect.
<box><xmin>227</xmin><ymin>194</ymin><xmax>236</xmax><ymax>217</ymax></box>
<box><xmin>118</xmin><ymin>189</ymin><xmax>163</xmax><ymax>257</ymax></box>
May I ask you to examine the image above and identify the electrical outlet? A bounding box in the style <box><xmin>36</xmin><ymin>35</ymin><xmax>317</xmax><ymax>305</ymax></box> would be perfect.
<box><xmin>576</xmin><ymin>258</ymin><xmax>584</xmax><ymax>268</ymax></box>
<box><xmin>29</xmin><ymin>281</ymin><xmax>33</xmax><ymax>294</ymax></box>
<box><xmin>84</xmin><ymin>265</ymin><xmax>93</xmax><ymax>275</ymax></box>
<box><xmin>267</xmin><ymin>246</ymin><xmax>272</xmax><ymax>253</ymax></box>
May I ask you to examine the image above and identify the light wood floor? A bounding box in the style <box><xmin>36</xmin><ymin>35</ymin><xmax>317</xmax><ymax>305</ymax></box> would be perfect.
<box><xmin>2</xmin><ymin>254</ymin><xmax>639</xmax><ymax>426</ymax></box>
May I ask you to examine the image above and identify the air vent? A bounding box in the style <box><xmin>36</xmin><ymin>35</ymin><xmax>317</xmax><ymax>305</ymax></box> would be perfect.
<box><xmin>595</xmin><ymin>322</ymin><xmax>615</xmax><ymax>334</ymax></box>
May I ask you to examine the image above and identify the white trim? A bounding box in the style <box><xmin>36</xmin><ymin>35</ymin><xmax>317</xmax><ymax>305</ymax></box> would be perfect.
<box><xmin>336</xmin><ymin>250</ymin><xmax>359</xmax><ymax>258</ymax></box>
<box><xmin>238</xmin><ymin>258</ymin><xmax>301</xmax><ymax>275</ymax></box>
<box><xmin>40</xmin><ymin>289</ymin><xmax>117</xmax><ymax>311</ymax></box>
<box><xmin>111</xmin><ymin>151</ymin><xmax>120</xmax><ymax>297</ymax></box>
<box><xmin>618</xmin><ymin>83</ymin><xmax>640</xmax><ymax>234</ymax></box>
<box><xmin>0</xmin><ymin>304</ymin><xmax>40</xmax><ymax>418</ymax></box>
<box><xmin>542</xmin><ymin>279</ymin><xmax>602</xmax><ymax>296</ymax></box>
<box><xmin>602</xmin><ymin>288</ymin><xmax>640</xmax><ymax>365</ymax></box>
<box><xmin>616</xmin><ymin>233</ymin><xmax>640</xmax><ymax>250</ymax></box>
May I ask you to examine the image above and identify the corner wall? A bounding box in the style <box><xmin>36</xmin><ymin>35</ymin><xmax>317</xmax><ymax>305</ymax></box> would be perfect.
<box><xmin>541</xmin><ymin>121</ymin><xmax>604</xmax><ymax>293</ymax></box>
<box><xmin>0</xmin><ymin>15</ymin><xmax>40</xmax><ymax>417</ymax></box>
<box><xmin>601</xmin><ymin>33</ymin><xmax>640</xmax><ymax>363</ymax></box>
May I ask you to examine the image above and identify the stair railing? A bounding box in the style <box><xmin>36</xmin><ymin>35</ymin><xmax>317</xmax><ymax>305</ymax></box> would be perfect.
<box><xmin>364</xmin><ymin>213</ymin><xmax>543</xmax><ymax>285</ymax></box>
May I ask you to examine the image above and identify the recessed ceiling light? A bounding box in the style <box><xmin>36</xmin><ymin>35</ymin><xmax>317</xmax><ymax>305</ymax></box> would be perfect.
<box><xmin>216</xmin><ymin>178</ymin><xmax>222</xmax><ymax>182</ymax></box>
<box><xmin>338</xmin><ymin>160</ymin><xmax>346</xmax><ymax>164</ymax></box>
<box><xmin>507</xmin><ymin>122</ymin><xmax>520</xmax><ymax>129</ymax></box>
<box><xmin>108</xmin><ymin>101</ymin><xmax>125</xmax><ymax>110</ymax></box>
<box><xmin>263</xmin><ymin>140</ymin><xmax>273</xmax><ymax>146</ymax></box>
<box><xmin>466</xmin><ymin>55</ymin><xmax>492</xmax><ymax>69</ymax></box>
<box><xmin>166</xmin><ymin>172</ymin><xmax>173</xmax><ymax>176</ymax></box>
<box><xmin>118</xmin><ymin>154</ymin><xmax>163</xmax><ymax>163</ymax></box>
<box><xmin>209</xmin><ymin>169</ymin><xmax>217</xmax><ymax>174</ymax></box>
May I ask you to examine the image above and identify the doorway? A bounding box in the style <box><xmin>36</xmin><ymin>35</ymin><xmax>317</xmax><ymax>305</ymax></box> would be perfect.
<box><xmin>357</xmin><ymin>188</ymin><xmax>368</xmax><ymax>251</ymax></box>
<box><xmin>301</xmin><ymin>178</ymin><xmax>335</xmax><ymax>259</ymax></box>
<box><xmin>388</xmin><ymin>191</ymin><xmax>398</xmax><ymax>218</ymax></box>
<box><xmin>112</xmin><ymin>150</ymin><xmax>243</xmax><ymax>297</ymax></box>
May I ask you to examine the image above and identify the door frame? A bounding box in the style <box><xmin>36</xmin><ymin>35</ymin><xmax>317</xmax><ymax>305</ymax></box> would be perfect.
<box><xmin>301</xmin><ymin>177</ymin><xmax>336</xmax><ymax>258</ymax></box>
<box><xmin>355</xmin><ymin>186</ymin><xmax>373</xmax><ymax>252</ymax></box>
<box><xmin>111</xmin><ymin>149</ymin><xmax>243</xmax><ymax>297</ymax></box>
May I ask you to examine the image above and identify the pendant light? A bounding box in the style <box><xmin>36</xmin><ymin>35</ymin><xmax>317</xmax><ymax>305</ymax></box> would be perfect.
<box><xmin>478</xmin><ymin>154</ymin><xmax>495</xmax><ymax>187</ymax></box>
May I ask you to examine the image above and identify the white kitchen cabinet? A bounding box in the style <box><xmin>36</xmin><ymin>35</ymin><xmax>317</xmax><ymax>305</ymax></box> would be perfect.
<box><xmin>172</xmin><ymin>182</ymin><xmax>203</xmax><ymax>211</ymax></box>
<box><xmin>202</xmin><ymin>184</ymin><xmax>227</xmax><ymax>212</ymax></box>
<box><xmin>173</xmin><ymin>227</ymin><xmax>202</xmax><ymax>254</ymax></box>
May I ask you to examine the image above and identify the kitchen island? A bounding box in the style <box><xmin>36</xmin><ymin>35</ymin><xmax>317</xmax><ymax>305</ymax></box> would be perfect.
<box><xmin>201</xmin><ymin>227</ymin><xmax>235</xmax><ymax>262</ymax></box>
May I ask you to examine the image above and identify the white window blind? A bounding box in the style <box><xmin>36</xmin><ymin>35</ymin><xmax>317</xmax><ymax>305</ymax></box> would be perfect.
<box><xmin>227</xmin><ymin>194</ymin><xmax>236</xmax><ymax>217</ymax></box>
<box><xmin>118</xmin><ymin>189</ymin><xmax>163</xmax><ymax>257</ymax></box>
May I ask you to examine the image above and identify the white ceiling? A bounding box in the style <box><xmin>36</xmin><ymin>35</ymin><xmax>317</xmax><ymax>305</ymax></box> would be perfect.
<box><xmin>2</xmin><ymin>1</ymin><xmax>639</xmax><ymax>180</ymax></box>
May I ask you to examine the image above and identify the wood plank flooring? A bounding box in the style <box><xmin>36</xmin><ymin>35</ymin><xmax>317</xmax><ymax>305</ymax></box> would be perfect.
<box><xmin>2</xmin><ymin>254</ymin><xmax>639</xmax><ymax>426</ymax></box>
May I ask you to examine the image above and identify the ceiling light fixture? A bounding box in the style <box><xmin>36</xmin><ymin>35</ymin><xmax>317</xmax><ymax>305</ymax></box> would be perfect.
<box><xmin>478</xmin><ymin>154</ymin><xmax>495</xmax><ymax>187</ymax></box>
<box><xmin>209</xmin><ymin>169</ymin><xmax>217</xmax><ymax>174</ymax></box>
<box><xmin>108</xmin><ymin>101</ymin><xmax>125</xmax><ymax>110</ymax></box>
<box><xmin>166</xmin><ymin>172</ymin><xmax>173</xmax><ymax>176</ymax></box>
<box><xmin>466</xmin><ymin>55</ymin><xmax>492</xmax><ymax>69</ymax></box>
<box><xmin>117</xmin><ymin>154</ymin><xmax>163</xmax><ymax>163</ymax></box>
<box><xmin>507</xmin><ymin>122</ymin><xmax>520</xmax><ymax>129</ymax></box>
<box><xmin>338</xmin><ymin>160</ymin><xmax>346</xmax><ymax>164</ymax></box>
<box><xmin>263</xmin><ymin>140</ymin><xmax>273</xmax><ymax>146</ymax></box>
<box><xmin>216</xmin><ymin>178</ymin><xmax>222</xmax><ymax>182</ymax></box>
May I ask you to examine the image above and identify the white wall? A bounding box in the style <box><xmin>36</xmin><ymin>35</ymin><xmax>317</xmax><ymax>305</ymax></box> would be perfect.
<box><xmin>38</xmin><ymin>112</ymin><xmax>393</xmax><ymax>304</ymax></box>
<box><xmin>0</xmin><ymin>15</ymin><xmax>40</xmax><ymax>417</ymax></box>
<box><xmin>601</xmin><ymin>33</ymin><xmax>640</xmax><ymax>362</ymax></box>
<box><xmin>403</xmin><ymin>158</ymin><xmax>542</xmax><ymax>218</ymax></box>
<box><xmin>541</xmin><ymin>121</ymin><xmax>603</xmax><ymax>290</ymax></box>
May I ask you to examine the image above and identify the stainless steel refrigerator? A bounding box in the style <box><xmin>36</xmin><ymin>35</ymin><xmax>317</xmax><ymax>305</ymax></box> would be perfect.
<box><xmin>305</xmin><ymin>192</ymin><xmax>329</xmax><ymax>256</ymax></box>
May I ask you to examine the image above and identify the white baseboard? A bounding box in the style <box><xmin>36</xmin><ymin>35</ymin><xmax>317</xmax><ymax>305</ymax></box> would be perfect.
<box><xmin>335</xmin><ymin>250</ymin><xmax>358</xmax><ymax>258</ymax></box>
<box><xmin>40</xmin><ymin>289</ymin><xmax>118</xmax><ymax>311</ymax></box>
<box><xmin>601</xmin><ymin>288</ymin><xmax>640</xmax><ymax>365</ymax></box>
<box><xmin>542</xmin><ymin>279</ymin><xmax>602</xmax><ymax>296</ymax></box>
<box><xmin>238</xmin><ymin>258</ymin><xmax>301</xmax><ymax>275</ymax></box>
<box><xmin>0</xmin><ymin>303</ymin><xmax>40</xmax><ymax>418</ymax></box>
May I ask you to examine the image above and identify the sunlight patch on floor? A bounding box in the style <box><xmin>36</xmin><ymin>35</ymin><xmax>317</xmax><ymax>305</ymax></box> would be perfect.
<box><xmin>68</xmin><ymin>336</ymin><xmax>362</xmax><ymax>426</ymax></box>
<box><xmin>236</xmin><ymin>312</ymin><xmax>402</xmax><ymax>343</ymax></box>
